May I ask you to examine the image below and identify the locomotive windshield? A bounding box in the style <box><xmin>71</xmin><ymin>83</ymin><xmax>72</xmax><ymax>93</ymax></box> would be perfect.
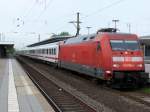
<box><xmin>110</xmin><ymin>40</ymin><xmax>140</xmax><ymax>51</ymax></box>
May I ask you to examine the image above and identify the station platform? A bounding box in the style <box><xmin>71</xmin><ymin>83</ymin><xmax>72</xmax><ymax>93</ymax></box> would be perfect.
<box><xmin>0</xmin><ymin>59</ymin><xmax>55</xmax><ymax>112</ymax></box>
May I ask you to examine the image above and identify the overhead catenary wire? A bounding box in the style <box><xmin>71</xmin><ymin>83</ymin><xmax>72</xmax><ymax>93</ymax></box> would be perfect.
<box><xmin>82</xmin><ymin>0</ymin><xmax>127</xmax><ymax>19</ymax></box>
<box><xmin>34</xmin><ymin>0</ymin><xmax>54</xmax><ymax>21</ymax></box>
<box><xmin>22</xmin><ymin>0</ymin><xmax>37</xmax><ymax>19</ymax></box>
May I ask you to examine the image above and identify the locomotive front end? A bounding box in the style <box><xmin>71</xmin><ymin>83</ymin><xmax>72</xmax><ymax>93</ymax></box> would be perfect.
<box><xmin>109</xmin><ymin>35</ymin><xmax>149</xmax><ymax>87</ymax></box>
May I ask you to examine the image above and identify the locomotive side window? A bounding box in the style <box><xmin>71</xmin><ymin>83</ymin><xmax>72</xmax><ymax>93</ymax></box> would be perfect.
<box><xmin>83</xmin><ymin>37</ymin><xmax>87</xmax><ymax>40</ymax></box>
<box><xmin>97</xmin><ymin>42</ymin><xmax>101</xmax><ymax>51</ymax></box>
<box><xmin>90</xmin><ymin>36</ymin><xmax>95</xmax><ymax>39</ymax></box>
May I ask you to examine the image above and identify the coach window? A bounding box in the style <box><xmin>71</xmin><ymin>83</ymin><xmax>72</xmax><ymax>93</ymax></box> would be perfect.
<box><xmin>52</xmin><ymin>48</ymin><xmax>54</xmax><ymax>55</ymax></box>
<box><xmin>45</xmin><ymin>49</ymin><xmax>47</xmax><ymax>54</ymax></box>
<box><xmin>54</xmin><ymin>48</ymin><xmax>56</xmax><ymax>55</ymax></box>
<box><xmin>46</xmin><ymin>49</ymin><xmax>48</xmax><ymax>54</ymax></box>
<box><xmin>54</xmin><ymin>48</ymin><xmax>55</xmax><ymax>55</ymax></box>
<box><xmin>50</xmin><ymin>49</ymin><xmax>51</xmax><ymax>54</ymax></box>
<box><xmin>48</xmin><ymin>49</ymin><xmax>50</xmax><ymax>54</ymax></box>
<box><xmin>53</xmin><ymin>48</ymin><xmax>55</xmax><ymax>55</ymax></box>
<box><xmin>50</xmin><ymin>49</ymin><xmax>52</xmax><ymax>55</ymax></box>
<box><xmin>51</xmin><ymin>49</ymin><xmax>53</xmax><ymax>55</ymax></box>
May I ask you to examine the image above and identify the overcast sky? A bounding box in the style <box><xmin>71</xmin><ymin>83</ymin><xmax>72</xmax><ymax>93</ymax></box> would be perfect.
<box><xmin>0</xmin><ymin>0</ymin><xmax>149</xmax><ymax>48</ymax></box>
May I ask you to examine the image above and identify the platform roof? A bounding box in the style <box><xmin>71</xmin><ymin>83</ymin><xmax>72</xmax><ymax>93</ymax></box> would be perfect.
<box><xmin>0</xmin><ymin>41</ymin><xmax>14</xmax><ymax>46</ymax></box>
<box><xmin>27</xmin><ymin>35</ymin><xmax>73</xmax><ymax>47</ymax></box>
<box><xmin>140</xmin><ymin>36</ymin><xmax>150</xmax><ymax>45</ymax></box>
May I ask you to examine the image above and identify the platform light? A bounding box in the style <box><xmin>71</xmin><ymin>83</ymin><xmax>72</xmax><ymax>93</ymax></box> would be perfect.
<box><xmin>137</xmin><ymin>64</ymin><xmax>143</xmax><ymax>67</ymax></box>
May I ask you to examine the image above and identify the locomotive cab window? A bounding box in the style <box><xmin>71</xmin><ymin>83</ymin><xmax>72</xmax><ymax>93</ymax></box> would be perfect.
<box><xmin>124</xmin><ymin>40</ymin><xmax>140</xmax><ymax>51</ymax></box>
<box><xmin>110</xmin><ymin>40</ymin><xmax>140</xmax><ymax>51</ymax></box>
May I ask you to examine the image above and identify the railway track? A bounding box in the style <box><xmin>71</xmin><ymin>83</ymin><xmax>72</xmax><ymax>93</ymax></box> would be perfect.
<box><xmin>18</xmin><ymin>57</ymin><xmax>96</xmax><ymax>112</ymax></box>
<box><xmin>103</xmin><ymin>86</ymin><xmax>150</xmax><ymax>107</ymax></box>
<box><xmin>17</xmin><ymin>56</ymin><xmax>150</xmax><ymax>112</ymax></box>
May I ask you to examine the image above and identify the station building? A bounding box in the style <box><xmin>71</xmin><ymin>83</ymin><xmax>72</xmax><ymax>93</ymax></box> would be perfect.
<box><xmin>140</xmin><ymin>36</ymin><xmax>150</xmax><ymax>61</ymax></box>
<box><xmin>0</xmin><ymin>41</ymin><xmax>14</xmax><ymax>58</ymax></box>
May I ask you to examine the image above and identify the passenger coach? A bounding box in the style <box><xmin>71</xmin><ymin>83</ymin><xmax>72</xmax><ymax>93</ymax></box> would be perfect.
<box><xmin>19</xmin><ymin>42</ymin><xmax>59</xmax><ymax>63</ymax></box>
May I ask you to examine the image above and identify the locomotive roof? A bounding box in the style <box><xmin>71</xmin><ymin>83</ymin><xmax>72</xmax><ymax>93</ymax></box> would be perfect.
<box><xmin>64</xmin><ymin>32</ymin><xmax>136</xmax><ymax>44</ymax></box>
<box><xmin>64</xmin><ymin>34</ymin><xmax>96</xmax><ymax>44</ymax></box>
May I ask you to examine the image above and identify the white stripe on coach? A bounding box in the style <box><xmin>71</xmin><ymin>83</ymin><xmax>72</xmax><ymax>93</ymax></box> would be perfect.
<box><xmin>8</xmin><ymin>59</ymin><xmax>19</xmax><ymax>112</ymax></box>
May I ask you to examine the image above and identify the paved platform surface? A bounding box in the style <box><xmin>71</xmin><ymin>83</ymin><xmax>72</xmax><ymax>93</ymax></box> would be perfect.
<box><xmin>0</xmin><ymin>59</ymin><xmax>55</xmax><ymax>112</ymax></box>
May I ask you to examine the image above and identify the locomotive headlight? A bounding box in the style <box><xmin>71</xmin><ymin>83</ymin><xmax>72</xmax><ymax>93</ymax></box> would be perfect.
<box><xmin>105</xmin><ymin>71</ymin><xmax>111</xmax><ymax>74</ymax></box>
<box><xmin>113</xmin><ymin>64</ymin><xmax>120</xmax><ymax>68</ymax></box>
<box><xmin>137</xmin><ymin>64</ymin><xmax>143</xmax><ymax>67</ymax></box>
<box><xmin>112</xmin><ymin>57</ymin><xmax>124</xmax><ymax>62</ymax></box>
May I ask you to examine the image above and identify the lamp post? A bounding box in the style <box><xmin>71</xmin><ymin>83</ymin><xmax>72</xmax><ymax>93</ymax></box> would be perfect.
<box><xmin>86</xmin><ymin>26</ymin><xmax>92</xmax><ymax>35</ymax></box>
<box><xmin>127</xmin><ymin>23</ymin><xmax>131</xmax><ymax>33</ymax></box>
<box><xmin>112</xmin><ymin>19</ymin><xmax>119</xmax><ymax>29</ymax></box>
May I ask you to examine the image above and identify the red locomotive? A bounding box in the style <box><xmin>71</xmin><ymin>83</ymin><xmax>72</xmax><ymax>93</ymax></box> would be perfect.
<box><xmin>59</xmin><ymin>28</ymin><xmax>148</xmax><ymax>87</ymax></box>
